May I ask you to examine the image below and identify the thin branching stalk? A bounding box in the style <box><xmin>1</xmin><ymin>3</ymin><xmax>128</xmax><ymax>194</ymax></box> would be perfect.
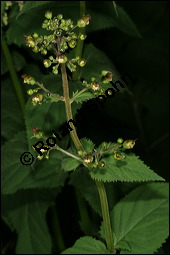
<box><xmin>72</xmin><ymin>1</ymin><xmax>86</xmax><ymax>81</ymax></box>
<box><xmin>60</xmin><ymin>62</ymin><xmax>115</xmax><ymax>253</ymax></box>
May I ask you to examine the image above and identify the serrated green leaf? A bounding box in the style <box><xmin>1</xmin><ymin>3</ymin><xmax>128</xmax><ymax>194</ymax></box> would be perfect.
<box><xmin>80</xmin><ymin>138</ymin><xmax>95</xmax><ymax>153</ymax></box>
<box><xmin>16</xmin><ymin>1</ymin><xmax>53</xmax><ymax>19</ymax></box>
<box><xmin>1</xmin><ymin>78</ymin><xmax>24</xmax><ymax>140</ymax></box>
<box><xmin>2</xmin><ymin>189</ymin><xmax>54</xmax><ymax>254</ymax></box>
<box><xmin>62</xmin><ymin>157</ymin><xmax>81</xmax><ymax>171</ymax></box>
<box><xmin>90</xmin><ymin>154</ymin><xmax>165</xmax><ymax>182</ymax></box>
<box><xmin>100</xmin><ymin>182</ymin><xmax>169</xmax><ymax>254</ymax></box>
<box><xmin>113</xmin><ymin>1</ymin><xmax>118</xmax><ymax>17</ymax></box>
<box><xmin>1</xmin><ymin>49</ymin><xmax>26</xmax><ymax>75</ymax></box>
<box><xmin>74</xmin><ymin>92</ymin><xmax>95</xmax><ymax>103</ymax></box>
<box><xmin>82</xmin><ymin>44</ymin><xmax>121</xmax><ymax>82</ymax></box>
<box><xmin>1</xmin><ymin>131</ymin><xmax>67</xmax><ymax>194</ymax></box>
<box><xmin>112</xmin><ymin>3</ymin><xmax>142</xmax><ymax>38</ymax></box>
<box><xmin>69</xmin><ymin>168</ymin><xmax>120</xmax><ymax>217</ymax></box>
<box><xmin>61</xmin><ymin>236</ymin><xmax>111</xmax><ymax>254</ymax></box>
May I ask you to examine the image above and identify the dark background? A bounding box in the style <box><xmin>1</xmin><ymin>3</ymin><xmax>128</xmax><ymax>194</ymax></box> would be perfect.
<box><xmin>1</xmin><ymin>1</ymin><xmax>169</xmax><ymax>254</ymax></box>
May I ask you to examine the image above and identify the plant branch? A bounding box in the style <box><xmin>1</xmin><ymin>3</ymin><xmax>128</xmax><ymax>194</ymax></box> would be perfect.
<box><xmin>1</xmin><ymin>36</ymin><xmax>25</xmax><ymax>116</ymax></box>
<box><xmin>36</xmin><ymin>81</ymin><xmax>64</xmax><ymax>100</ymax></box>
<box><xmin>72</xmin><ymin>1</ymin><xmax>86</xmax><ymax>81</ymax></box>
<box><xmin>95</xmin><ymin>180</ymin><xmax>115</xmax><ymax>253</ymax></box>
<box><xmin>51</xmin><ymin>144</ymin><xmax>84</xmax><ymax>163</ymax></box>
<box><xmin>70</xmin><ymin>87</ymin><xmax>90</xmax><ymax>104</ymax></box>
<box><xmin>60</xmin><ymin>51</ymin><xmax>114</xmax><ymax>254</ymax></box>
<box><xmin>60</xmin><ymin>63</ymin><xmax>84</xmax><ymax>151</ymax></box>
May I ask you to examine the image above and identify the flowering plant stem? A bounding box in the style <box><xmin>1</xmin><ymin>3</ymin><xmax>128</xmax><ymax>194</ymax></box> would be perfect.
<box><xmin>72</xmin><ymin>1</ymin><xmax>86</xmax><ymax>81</ymax></box>
<box><xmin>60</xmin><ymin>62</ymin><xmax>115</xmax><ymax>253</ymax></box>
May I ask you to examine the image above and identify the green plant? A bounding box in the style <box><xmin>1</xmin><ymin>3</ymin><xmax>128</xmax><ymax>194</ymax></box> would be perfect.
<box><xmin>1</xmin><ymin>1</ymin><xmax>169</xmax><ymax>254</ymax></box>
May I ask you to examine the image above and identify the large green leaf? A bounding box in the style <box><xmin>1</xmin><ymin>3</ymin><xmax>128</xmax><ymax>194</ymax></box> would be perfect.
<box><xmin>69</xmin><ymin>168</ymin><xmax>121</xmax><ymax>217</ymax></box>
<box><xmin>61</xmin><ymin>157</ymin><xmax>81</xmax><ymax>171</ymax></box>
<box><xmin>1</xmin><ymin>131</ymin><xmax>67</xmax><ymax>194</ymax></box>
<box><xmin>111</xmin><ymin>2</ymin><xmax>142</xmax><ymax>38</ymax></box>
<box><xmin>61</xmin><ymin>236</ymin><xmax>111</xmax><ymax>254</ymax></box>
<box><xmin>1</xmin><ymin>49</ymin><xmax>26</xmax><ymax>75</ymax></box>
<box><xmin>16</xmin><ymin>1</ymin><xmax>53</xmax><ymax>18</ymax></box>
<box><xmin>90</xmin><ymin>154</ymin><xmax>164</xmax><ymax>182</ymax></box>
<box><xmin>2</xmin><ymin>189</ymin><xmax>55</xmax><ymax>254</ymax></box>
<box><xmin>1</xmin><ymin>78</ymin><xmax>24</xmax><ymax>140</ymax></box>
<box><xmin>101</xmin><ymin>182</ymin><xmax>169</xmax><ymax>254</ymax></box>
<box><xmin>7</xmin><ymin>1</ymin><xmax>141</xmax><ymax>47</ymax></box>
<box><xmin>81</xmin><ymin>44</ymin><xmax>121</xmax><ymax>81</ymax></box>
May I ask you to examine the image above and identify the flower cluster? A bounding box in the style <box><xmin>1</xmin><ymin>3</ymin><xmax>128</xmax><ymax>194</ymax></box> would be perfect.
<box><xmin>24</xmin><ymin>11</ymin><xmax>90</xmax><ymax>74</ymax></box>
<box><xmin>82</xmin><ymin>70</ymin><xmax>113</xmax><ymax>96</ymax></box>
<box><xmin>77</xmin><ymin>138</ymin><xmax>136</xmax><ymax>169</ymax></box>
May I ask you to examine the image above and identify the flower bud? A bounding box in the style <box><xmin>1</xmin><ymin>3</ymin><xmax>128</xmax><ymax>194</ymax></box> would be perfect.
<box><xmin>32</xmin><ymin>46</ymin><xmax>40</xmax><ymax>53</ymax></box>
<box><xmin>43</xmin><ymin>59</ymin><xmax>51</xmax><ymax>68</ymax></box>
<box><xmin>102</xmin><ymin>72</ymin><xmax>113</xmax><ymax>83</ymax></box>
<box><xmin>52</xmin><ymin>65</ymin><xmax>59</xmax><ymax>75</ymax></box>
<box><xmin>117</xmin><ymin>137</ymin><xmax>123</xmax><ymax>144</ymax></box>
<box><xmin>57</xmin><ymin>14</ymin><xmax>63</xmax><ymax>20</ymax></box>
<box><xmin>56</xmin><ymin>55</ymin><xmax>67</xmax><ymax>63</ymax></box>
<box><xmin>77</xmin><ymin>150</ymin><xmax>85</xmax><ymax>156</ymax></box>
<box><xmin>45</xmin><ymin>10</ymin><xmax>52</xmax><ymax>19</ymax></box>
<box><xmin>68</xmin><ymin>40</ymin><xmax>77</xmax><ymax>48</ymax></box>
<box><xmin>99</xmin><ymin>161</ymin><xmax>105</xmax><ymax>168</ymax></box>
<box><xmin>78</xmin><ymin>59</ymin><xmax>86</xmax><ymax>67</ymax></box>
<box><xmin>101</xmin><ymin>70</ymin><xmax>108</xmax><ymax>76</ymax></box>
<box><xmin>77</xmin><ymin>15</ymin><xmax>91</xmax><ymax>28</ymax></box>
<box><xmin>37</xmin><ymin>154</ymin><xmax>44</xmax><ymax>160</ymax></box>
<box><xmin>79</xmin><ymin>33</ymin><xmax>87</xmax><ymax>40</ymax></box>
<box><xmin>41</xmin><ymin>49</ymin><xmax>47</xmax><ymax>55</ymax></box>
<box><xmin>27</xmin><ymin>89</ymin><xmax>34</xmax><ymax>95</ymax></box>
<box><xmin>32</xmin><ymin>32</ymin><xmax>39</xmax><ymax>39</ymax></box>
<box><xmin>25</xmin><ymin>35</ymin><xmax>35</xmax><ymax>48</ymax></box>
<box><xmin>123</xmin><ymin>140</ymin><xmax>136</xmax><ymax>149</ymax></box>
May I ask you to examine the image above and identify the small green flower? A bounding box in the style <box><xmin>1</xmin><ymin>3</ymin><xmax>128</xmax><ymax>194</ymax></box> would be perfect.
<box><xmin>83</xmin><ymin>154</ymin><xmax>93</xmax><ymax>164</ymax></box>
<box><xmin>113</xmin><ymin>152</ymin><xmax>126</xmax><ymax>160</ymax></box>
<box><xmin>37</xmin><ymin>154</ymin><xmax>44</xmax><ymax>160</ymax></box>
<box><xmin>31</xmin><ymin>94</ymin><xmax>43</xmax><ymax>105</ymax></box>
<box><xmin>90</xmin><ymin>81</ymin><xmax>100</xmax><ymax>91</ymax></box>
